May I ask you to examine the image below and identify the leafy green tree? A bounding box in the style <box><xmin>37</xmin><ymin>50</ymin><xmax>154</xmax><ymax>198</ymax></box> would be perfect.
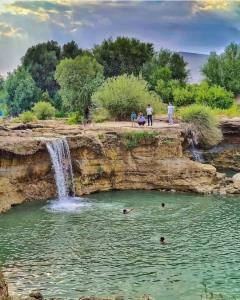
<box><xmin>173</xmin><ymin>84</ymin><xmax>196</xmax><ymax>107</ymax></box>
<box><xmin>22</xmin><ymin>41</ymin><xmax>61</xmax><ymax>97</ymax></box>
<box><xmin>0</xmin><ymin>75</ymin><xmax>4</xmax><ymax>90</ymax></box>
<box><xmin>172</xmin><ymin>81</ymin><xmax>234</xmax><ymax>109</ymax></box>
<box><xmin>202</xmin><ymin>43</ymin><xmax>240</xmax><ymax>95</ymax></box>
<box><xmin>195</xmin><ymin>82</ymin><xmax>234</xmax><ymax>109</ymax></box>
<box><xmin>61</xmin><ymin>41</ymin><xmax>83</xmax><ymax>59</ymax></box>
<box><xmin>155</xmin><ymin>79</ymin><xmax>180</xmax><ymax>103</ymax></box>
<box><xmin>142</xmin><ymin>49</ymin><xmax>189</xmax><ymax>89</ymax></box>
<box><xmin>55</xmin><ymin>55</ymin><xmax>104</xmax><ymax>118</ymax></box>
<box><xmin>5</xmin><ymin>67</ymin><xmax>40</xmax><ymax>115</ymax></box>
<box><xmin>93</xmin><ymin>37</ymin><xmax>154</xmax><ymax>77</ymax></box>
<box><xmin>92</xmin><ymin>74</ymin><xmax>164</xmax><ymax>120</ymax></box>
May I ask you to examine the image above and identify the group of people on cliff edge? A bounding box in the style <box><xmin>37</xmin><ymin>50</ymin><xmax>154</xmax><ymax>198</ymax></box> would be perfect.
<box><xmin>131</xmin><ymin>103</ymin><xmax>174</xmax><ymax>127</ymax></box>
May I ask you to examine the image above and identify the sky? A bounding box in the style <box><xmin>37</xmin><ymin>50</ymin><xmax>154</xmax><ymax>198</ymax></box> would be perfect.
<box><xmin>0</xmin><ymin>0</ymin><xmax>240</xmax><ymax>75</ymax></box>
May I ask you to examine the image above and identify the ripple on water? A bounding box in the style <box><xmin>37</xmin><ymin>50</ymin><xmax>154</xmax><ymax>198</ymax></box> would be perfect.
<box><xmin>0</xmin><ymin>191</ymin><xmax>240</xmax><ymax>300</ymax></box>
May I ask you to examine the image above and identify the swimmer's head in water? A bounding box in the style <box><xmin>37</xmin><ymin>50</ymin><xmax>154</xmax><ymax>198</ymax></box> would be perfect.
<box><xmin>160</xmin><ymin>237</ymin><xmax>165</xmax><ymax>243</ymax></box>
<box><xmin>161</xmin><ymin>203</ymin><xmax>165</xmax><ymax>207</ymax></box>
<box><xmin>123</xmin><ymin>209</ymin><xmax>127</xmax><ymax>214</ymax></box>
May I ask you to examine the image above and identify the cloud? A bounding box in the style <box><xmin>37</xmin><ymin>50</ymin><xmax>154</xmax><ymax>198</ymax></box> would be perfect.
<box><xmin>4</xmin><ymin>1</ymin><xmax>59</xmax><ymax>21</ymax></box>
<box><xmin>0</xmin><ymin>22</ymin><xmax>23</xmax><ymax>37</ymax></box>
<box><xmin>193</xmin><ymin>0</ymin><xmax>231</xmax><ymax>12</ymax></box>
<box><xmin>0</xmin><ymin>0</ymin><xmax>240</xmax><ymax>75</ymax></box>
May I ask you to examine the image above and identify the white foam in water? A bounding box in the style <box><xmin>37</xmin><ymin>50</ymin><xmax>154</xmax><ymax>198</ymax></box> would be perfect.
<box><xmin>45</xmin><ymin>197</ymin><xmax>91</xmax><ymax>213</ymax></box>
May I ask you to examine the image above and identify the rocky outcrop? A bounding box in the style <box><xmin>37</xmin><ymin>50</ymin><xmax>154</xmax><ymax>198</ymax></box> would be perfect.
<box><xmin>0</xmin><ymin>272</ymin><xmax>8</xmax><ymax>299</ymax></box>
<box><xmin>0</xmin><ymin>120</ymin><xmax>228</xmax><ymax>212</ymax></box>
<box><xmin>3</xmin><ymin>121</ymin><xmax>240</xmax><ymax>211</ymax></box>
<box><xmin>203</xmin><ymin>118</ymin><xmax>240</xmax><ymax>171</ymax></box>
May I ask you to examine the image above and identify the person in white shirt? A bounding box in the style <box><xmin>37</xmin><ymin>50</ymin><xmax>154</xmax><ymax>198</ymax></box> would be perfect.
<box><xmin>146</xmin><ymin>104</ymin><xmax>153</xmax><ymax>126</ymax></box>
<box><xmin>168</xmin><ymin>102</ymin><xmax>174</xmax><ymax>125</ymax></box>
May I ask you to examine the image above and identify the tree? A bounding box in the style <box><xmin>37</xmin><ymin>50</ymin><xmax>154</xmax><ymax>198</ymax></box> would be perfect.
<box><xmin>5</xmin><ymin>67</ymin><xmax>40</xmax><ymax>115</ymax></box>
<box><xmin>202</xmin><ymin>43</ymin><xmax>240</xmax><ymax>95</ymax></box>
<box><xmin>22</xmin><ymin>41</ymin><xmax>61</xmax><ymax>97</ymax></box>
<box><xmin>55</xmin><ymin>55</ymin><xmax>104</xmax><ymax>118</ymax></box>
<box><xmin>142</xmin><ymin>49</ymin><xmax>189</xmax><ymax>89</ymax></box>
<box><xmin>0</xmin><ymin>75</ymin><xmax>4</xmax><ymax>90</ymax></box>
<box><xmin>155</xmin><ymin>79</ymin><xmax>181</xmax><ymax>103</ymax></box>
<box><xmin>93</xmin><ymin>37</ymin><xmax>154</xmax><ymax>77</ymax></box>
<box><xmin>92</xmin><ymin>74</ymin><xmax>163</xmax><ymax>120</ymax></box>
<box><xmin>195</xmin><ymin>82</ymin><xmax>234</xmax><ymax>109</ymax></box>
<box><xmin>61</xmin><ymin>41</ymin><xmax>83</xmax><ymax>59</ymax></box>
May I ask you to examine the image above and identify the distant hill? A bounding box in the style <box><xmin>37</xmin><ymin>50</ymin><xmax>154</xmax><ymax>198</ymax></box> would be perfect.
<box><xmin>179</xmin><ymin>52</ymin><xmax>209</xmax><ymax>83</ymax></box>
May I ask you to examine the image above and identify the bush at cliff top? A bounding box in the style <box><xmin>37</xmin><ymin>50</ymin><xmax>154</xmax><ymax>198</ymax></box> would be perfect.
<box><xmin>32</xmin><ymin>101</ymin><xmax>55</xmax><ymax>120</ymax></box>
<box><xmin>92</xmin><ymin>74</ymin><xmax>164</xmax><ymax>120</ymax></box>
<box><xmin>91</xmin><ymin>107</ymin><xmax>111</xmax><ymax>123</ymax></box>
<box><xmin>20</xmin><ymin>111</ymin><xmax>37</xmax><ymax>123</ymax></box>
<box><xmin>195</xmin><ymin>82</ymin><xmax>234</xmax><ymax>109</ymax></box>
<box><xmin>180</xmin><ymin>104</ymin><xmax>222</xmax><ymax>148</ymax></box>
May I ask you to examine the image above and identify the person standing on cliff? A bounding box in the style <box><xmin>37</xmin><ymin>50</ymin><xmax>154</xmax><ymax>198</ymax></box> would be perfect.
<box><xmin>168</xmin><ymin>102</ymin><xmax>174</xmax><ymax>125</ymax></box>
<box><xmin>146</xmin><ymin>104</ymin><xmax>153</xmax><ymax>126</ymax></box>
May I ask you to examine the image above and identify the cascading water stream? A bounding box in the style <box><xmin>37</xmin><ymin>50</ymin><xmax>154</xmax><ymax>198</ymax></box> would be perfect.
<box><xmin>188</xmin><ymin>137</ymin><xmax>205</xmax><ymax>163</ymax></box>
<box><xmin>46</xmin><ymin>138</ymin><xmax>75</xmax><ymax>201</ymax></box>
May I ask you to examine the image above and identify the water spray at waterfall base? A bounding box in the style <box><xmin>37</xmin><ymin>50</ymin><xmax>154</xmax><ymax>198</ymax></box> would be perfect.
<box><xmin>46</xmin><ymin>138</ymin><xmax>88</xmax><ymax>212</ymax></box>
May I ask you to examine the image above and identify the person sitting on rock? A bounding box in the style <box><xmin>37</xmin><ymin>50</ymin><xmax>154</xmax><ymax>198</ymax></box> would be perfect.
<box><xmin>123</xmin><ymin>208</ymin><xmax>134</xmax><ymax>215</ymax></box>
<box><xmin>137</xmin><ymin>113</ymin><xmax>146</xmax><ymax>126</ymax></box>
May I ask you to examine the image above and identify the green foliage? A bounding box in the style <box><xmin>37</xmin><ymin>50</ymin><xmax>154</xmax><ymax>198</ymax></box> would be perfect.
<box><xmin>121</xmin><ymin>131</ymin><xmax>159</xmax><ymax>150</ymax></box>
<box><xmin>22</xmin><ymin>41</ymin><xmax>61</xmax><ymax>97</ymax></box>
<box><xmin>180</xmin><ymin>104</ymin><xmax>222</xmax><ymax>148</ymax></box>
<box><xmin>171</xmin><ymin>82</ymin><xmax>234</xmax><ymax>109</ymax></box>
<box><xmin>195</xmin><ymin>82</ymin><xmax>234</xmax><ymax>109</ymax></box>
<box><xmin>142</xmin><ymin>49</ymin><xmax>189</xmax><ymax>90</ymax></box>
<box><xmin>93</xmin><ymin>74</ymin><xmax>164</xmax><ymax>120</ymax></box>
<box><xmin>202</xmin><ymin>42</ymin><xmax>240</xmax><ymax>95</ymax></box>
<box><xmin>91</xmin><ymin>107</ymin><xmax>111</xmax><ymax>123</ymax></box>
<box><xmin>61</xmin><ymin>40</ymin><xmax>83</xmax><ymax>59</ymax></box>
<box><xmin>211</xmin><ymin>103</ymin><xmax>240</xmax><ymax>117</ymax></box>
<box><xmin>93</xmin><ymin>36</ymin><xmax>154</xmax><ymax>77</ymax></box>
<box><xmin>20</xmin><ymin>111</ymin><xmax>37</xmax><ymax>123</ymax></box>
<box><xmin>5</xmin><ymin>67</ymin><xmax>40</xmax><ymax>115</ymax></box>
<box><xmin>155</xmin><ymin>79</ymin><xmax>180</xmax><ymax>103</ymax></box>
<box><xmin>67</xmin><ymin>112</ymin><xmax>84</xmax><ymax>124</ymax></box>
<box><xmin>32</xmin><ymin>101</ymin><xmax>55</xmax><ymax>120</ymax></box>
<box><xmin>173</xmin><ymin>84</ymin><xmax>195</xmax><ymax>106</ymax></box>
<box><xmin>96</xmin><ymin>166</ymin><xmax>105</xmax><ymax>178</ymax></box>
<box><xmin>55</xmin><ymin>55</ymin><xmax>104</xmax><ymax>117</ymax></box>
<box><xmin>0</xmin><ymin>74</ymin><xmax>4</xmax><ymax>90</ymax></box>
<box><xmin>55</xmin><ymin>110</ymin><xmax>66</xmax><ymax>118</ymax></box>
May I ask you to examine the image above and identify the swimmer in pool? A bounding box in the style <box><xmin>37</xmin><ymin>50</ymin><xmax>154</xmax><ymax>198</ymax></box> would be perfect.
<box><xmin>123</xmin><ymin>208</ymin><xmax>134</xmax><ymax>215</ymax></box>
<box><xmin>160</xmin><ymin>236</ymin><xmax>166</xmax><ymax>244</ymax></box>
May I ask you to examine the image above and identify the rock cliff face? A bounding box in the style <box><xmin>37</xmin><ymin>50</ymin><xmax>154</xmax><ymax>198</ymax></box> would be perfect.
<box><xmin>203</xmin><ymin>118</ymin><xmax>240</xmax><ymax>171</ymax></box>
<box><xmin>0</xmin><ymin>121</ymin><xmax>223</xmax><ymax>212</ymax></box>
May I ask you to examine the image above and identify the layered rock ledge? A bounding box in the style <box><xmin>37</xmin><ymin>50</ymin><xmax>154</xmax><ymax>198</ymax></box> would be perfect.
<box><xmin>0</xmin><ymin>119</ymin><xmax>238</xmax><ymax>212</ymax></box>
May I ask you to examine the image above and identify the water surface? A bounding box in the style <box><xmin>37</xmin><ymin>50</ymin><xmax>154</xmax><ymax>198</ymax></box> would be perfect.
<box><xmin>0</xmin><ymin>191</ymin><xmax>240</xmax><ymax>300</ymax></box>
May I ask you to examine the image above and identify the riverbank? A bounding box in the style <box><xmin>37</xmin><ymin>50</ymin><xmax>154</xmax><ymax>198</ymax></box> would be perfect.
<box><xmin>0</xmin><ymin>118</ymin><xmax>240</xmax><ymax>212</ymax></box>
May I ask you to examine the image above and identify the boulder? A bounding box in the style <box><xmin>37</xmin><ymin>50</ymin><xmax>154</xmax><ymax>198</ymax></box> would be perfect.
<box><xmin>0</xmin><ymin>272</ymin><xmax>8</xmax><ymax>299</ymax></box>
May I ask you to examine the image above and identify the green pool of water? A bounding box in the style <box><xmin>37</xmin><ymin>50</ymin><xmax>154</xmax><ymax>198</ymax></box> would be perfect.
<box><xmin>0</xmin><ymin>191</ymin><xmax>240</xmax><ymax>300</ymax></box>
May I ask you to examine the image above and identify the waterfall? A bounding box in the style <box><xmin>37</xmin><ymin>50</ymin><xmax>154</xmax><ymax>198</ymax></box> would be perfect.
<box><xmin>188</xmin><ymin>138</ymin><xmax>205</xmax><ymax>163</ymax></box>
<box><xmin>46</xmin><ymin>138</ymin><xmax>75</xmax><ymax>200</ymax></box>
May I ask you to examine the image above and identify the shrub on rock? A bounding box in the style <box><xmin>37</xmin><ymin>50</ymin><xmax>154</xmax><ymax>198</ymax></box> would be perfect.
<box><xmin>32</xmin><ymin>101</ymin><xmax>55</xmax><ymax>120</ymax></box>
<box><xmin>180</xmin><ymin>104</ymin><xmax>222</xmax><ymax>148</ymax></box>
